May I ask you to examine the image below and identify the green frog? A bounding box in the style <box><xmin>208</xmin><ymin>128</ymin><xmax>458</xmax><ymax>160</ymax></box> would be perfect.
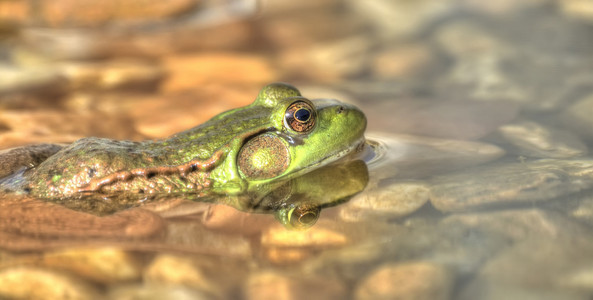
<box><xmin>0</xmin><ymin>83</ymin><xmax>367</xmax><ymax>202</ymax></box>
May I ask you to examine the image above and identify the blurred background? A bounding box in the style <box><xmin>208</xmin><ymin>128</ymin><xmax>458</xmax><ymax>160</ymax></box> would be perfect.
<box><xmin>1</xmin><ymin>0</ymin><xmax>590</xmax><ymax>146</ymax></box>
<box><xmin>2</xmin><ymin>0</ymin><xmax>593</xmax><ymax>299</ymax></box>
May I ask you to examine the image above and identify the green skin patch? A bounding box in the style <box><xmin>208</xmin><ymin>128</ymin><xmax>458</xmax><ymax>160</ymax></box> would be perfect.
<box><xmin>7</xmin><ymin>83</ymin><xmax>367</xmax><ymax>200</ymax></box>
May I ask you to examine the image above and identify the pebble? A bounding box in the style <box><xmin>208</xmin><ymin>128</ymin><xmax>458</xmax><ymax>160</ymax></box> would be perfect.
<box><xmin>144</xmin><ymin>254</ymin><xmax>222</xmax><ymax>297</ymax></box>
<box><xmin>430</xmin><ymin>159</ymin><xmax>593</xmax><ymax>212</ymax></box>
<box><xmin>371</xmin><ymin>43</ymin><xmax>434</xmax><ymax>79</ymax></box>
<box><xmin>559</xmin><ymin>93</ymin><xmax>593</xmax><ymax>141</ymax></box>
<box><xmin>201</xmin><ymin>204</ymin><xmax>275</xmax><ymax>236</ymax></box>
<box><xmin>0</xmin><ymin>267</ymin><xmax>99</xmax><ymax>300</ymax></box>
<box><xmin>497</xmin><ymin>120</ymin><xmax>588</xmax><ymax>158</ymax></box>
<box><xmin>261</xmin><ymin>223</ymin><xmax>348</xmax><ymax>248</ymax></box>
<box><xmin>561</xmin><ymin>0</ymin><xmax>593</xmax><ymax>22</ymax></box>
<box><xmin>42</xmin><ymin>247</ymin><xmax>142</xmax><ymax>284</ymax></box>
<box><xmin>354</xmin><ymin>261</ymin><xmax>453</xmax><ymax>300</ymax></box>
<box><xmin>244</xmin><ymin>270</ymin><xmax>347</xmax><ymax>300</ymax></box>
<box><xmin>108</xmin><ymin>284</ymin><xmax>212</xmax><ymax>300</ymax></box>
<box><xmin>279</xmin><ymin>35</ymin><xmax>373</xmax><ymax>82</ymax></box>
<box><xmin>2</xmin><ymin>0</ymin><xmax>198</xmax><ymax>27</ymax></box>
<box><xmin>458</xmin><ymin>238</ymin><xmax>593</xmax><ymax>299</ymax></box>
<box><xmin>0</xmin><ymin>110</ymin><xmax>142</xmax><ymax>148</ymax></box>
<box><xmin>441</xmin><ymin>209</ymin><xmax>591</xmax><ymax>242</ymax></box>
<box><xmin>161</xmin><ymin>53</ymin><xmax>278</xmax><ymax>93</ymax></box>
<box><xmin>340</xmin><ymin>181</ymin><xmax>430</xmax><ymax>222</ymax></box>
<box><xmin>59</xmin><ymin>60</ymin><xmax>164</xmax><ymax>92</ymax></box>
<box><xmin>347</xmin><ymin>0</ymin><xmax>452</xmax><ymax>39</ymax></box>
<box><xmin>165</xmin><ymin>220</ymin><xmax>252</xmax><ymax>258</ymax></box>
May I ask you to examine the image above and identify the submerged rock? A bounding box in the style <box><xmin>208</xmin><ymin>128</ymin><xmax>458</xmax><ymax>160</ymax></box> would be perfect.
<box><xmin>430</xmin><ymin>159</ymin><xmax>593</xmax><ymax>212</ymax></box>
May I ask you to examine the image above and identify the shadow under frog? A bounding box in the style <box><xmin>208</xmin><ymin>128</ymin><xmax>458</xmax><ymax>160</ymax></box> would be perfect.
<box><xmin>0</xmin><ymin>83</ymin><xmax>368</xmax><ymax>229</ymax></box>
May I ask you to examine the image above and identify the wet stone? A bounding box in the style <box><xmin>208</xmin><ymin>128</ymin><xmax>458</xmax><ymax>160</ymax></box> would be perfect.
<box><xmin>347</xmin><ymin>0</ymin><xmax>452</xmax><ymax>39</ymax></box>
<box><xmin>165</xmin><ymin>220</ymin><xmax>252</xmax><ymax>258</ymax></box>
<box><xmin>161</xmin><ymin>53</ymin><xmax>278</xmax><ymax>93</ymax></box>
<box><xmin>458</xmin><ymin>238</ymin><xmax>593</xmax><ymax>300</ymax></box>
<box><xmin>354</xmin><ymin>261</ymin><xmax>453</xmax><ymax>300</ymax></box>
<box><xmin>340</xmin><ymin>181</ymin><xmax>430</xmax><ymax>222</ymax></box>
<box><xmin>432</xmin><ymin>19</ymin><xmax>593</xmax><ymax>112</ymax></box>
<box><xmin>441</xmin><ymin>209</ymin><xmax>591</xmax><ymax>242</ymax></box>
<box><xmin>496</xmin><ymin>120</ymin><xmax>588</xmax><ymax>158</ymax></box>
<box><xmin>243</xmin><ymin>270</ymin><xmax>347</xmax><ymax>300</ymax></box>
<box><xmin>59</xmin><ymin>60</ymin><xmax>165</xmax><ymax>92</ymax></box>
<box><xmin>561</xmin><ymin>0</ymin><xmax>593</xmax><ymax>22</ymax></box>
<box><xmin>261</xmin><ymin>223</ymin><xmax>348</xmax><ymax>248</ymax></box>
<box><xmin>559</xmin><ymin>93</ymin><xmax>593</xmax><ymax>142</ymax></box>
<box><xmin>108</xmin><ymin>284</ymin><xmax>212</xmax><ymax>300</ymax></box>
<box><xmin>0</xmin><ymin>267</ymin><xmax>99</xmax><ymax>300</ymax></box>
<box><xmin>429</xmin><ymin>159</ymin><xmax>593</xmax><ymax>212</ymax></box>
<box><xmin>279</xmin><ymin>35</ymin><xmax>373</xmax><ymax>82</ymax></box>
<box><xmin>41</xmin><ymin>247</ymin><xmax>142</xmax><ymax>284</ymax></box>
<box><xmin>144</xmin><ymin>254</ymin><xmax>222</xmax><ymax>298</ymax></box>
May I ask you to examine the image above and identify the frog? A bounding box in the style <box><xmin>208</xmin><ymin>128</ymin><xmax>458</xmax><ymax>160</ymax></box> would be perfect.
<box><xmin>0</xmin><ymin>83</ymin><xmax>367</xmax><ymax>203</ymax></box>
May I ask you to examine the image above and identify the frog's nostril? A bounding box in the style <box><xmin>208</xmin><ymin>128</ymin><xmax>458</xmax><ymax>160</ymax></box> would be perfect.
<box><xmin>336</xmin><ymin>106</ymin><xmax>344</xmax><ymax>114</ymax></box>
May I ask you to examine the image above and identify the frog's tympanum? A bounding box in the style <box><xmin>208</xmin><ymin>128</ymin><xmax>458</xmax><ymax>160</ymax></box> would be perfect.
<box><xmin>0</xmin><ymin>83</ymin><xmax>368</xmax><ymax>227</ymax></box>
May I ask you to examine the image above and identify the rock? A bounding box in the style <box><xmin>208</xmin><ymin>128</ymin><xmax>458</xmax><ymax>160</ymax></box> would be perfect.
<box><xmin>161</xmin><ymin>53</ymin><xmax>278</xmax><ymax>93</ymax></box>
<box><xmin>458</xmin><ymin>238</ymin><xmax>593</xmax><ymax>300</ymax></box>
<box><xmin>354</xmin><ymin>261</ymin><xmax>453</xmax><ymax>300</ymax></box>
<box><xmin>165</xmin><ymin>220</ymin><xmax>252</xmax><ymax>258</ymax></box>
<box><xmin>442</xmin><ymin>209</ymin><xmax>591</xmax><ymax>242</ymax></box>
<box><xmin>559</xmin><ymin>93</ymin><xmax>593</xmax><ymax>141</ymax></box>
<box><xmin>261</xmin><ymin>223</ymin><xmax>348</xmax><ymax>248</ymax></box>
<box><xmin>108</xmin><ymin>284</ymin><xmax>211</xmax><ymax>300</ymax></box>
<box><xmin>59</xmin><ymin>60</ymin><xmax>164</xmax><ymax>92</ymax></box>
<box><xmin>0</xmin><ymin>267</ymin><xmax>99</xmax><ymax>300</ymax></box>
<box><xmin>347</xmin><ymin>0</ymin><xmax>452</xmax><ymax>39</ymax></box>
<box><xmin>430</xmin><ymin>159</ymin><xmax>593</xmax><ymax>212</ymax></box>
<box><xmin>201</xmin><ymin>204</ymin><xmax>275</xmax><ymax>236</ymax></box>
<box><xmin>243</xmin><ymin>270</ymin><xmax>347</xmax><ymax>300</ymax></box>
<box><xmin>144</xmin><ymin>254</ymin><xmax>222</xmax><ymax>297</ymax></box>
<box><xmin>433</xmin><ymin>18</ymin><xmax>593</xmax><ymax>112</ymax></box>
<box><xmin>371</xmin><ymin>43</ymin><xmax>434</xmax><ymax>79</ymax></box>
<box><xmin>7</xmin><ymin>0</ymin><xmax>198</xmax><ymax>27</ymax></box>
<box><xmin>279</xmin><ymin>35</ymin><xmax>373</xmax><ymax>82</ymax></box>
<box><xmin>433</xmin><ymin>21</ymin><xmax>527</xmax><ymax>105</ymax></box>
<box><xmin>497</xmin><ymin>120</ymin><xmax>588</xmax><ymax>158</ymax></box>
<box><xmin>42</xmin><ymin>247</ymin><xmax>142</xmax><ymax>284</ymax></box>
<box><xmin>561</xmin><ymin>0</ymin><xmax>593</xmax><ymax>22</ymax></box>
<box><xmin>0</xmin><ymin>109</ymin><xmax>142</xmax><ymax>148</ymax></box>
<box><xmin>340</xmin><ymin>181</ymin><xmax>430</xmax><ymax>222</ymax></box>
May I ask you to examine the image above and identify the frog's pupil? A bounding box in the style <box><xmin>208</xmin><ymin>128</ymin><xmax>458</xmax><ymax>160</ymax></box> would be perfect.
<box><xmin>295</xmin><ymin>109</ymin><xmax>310</xmax><ymax>122</ymax></box>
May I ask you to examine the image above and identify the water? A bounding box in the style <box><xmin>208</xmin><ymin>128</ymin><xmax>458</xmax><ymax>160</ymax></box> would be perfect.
<box><xmin>1</xmin><ymin>1</ymin><xmax>593</xmax><ymax>299</ymax></box>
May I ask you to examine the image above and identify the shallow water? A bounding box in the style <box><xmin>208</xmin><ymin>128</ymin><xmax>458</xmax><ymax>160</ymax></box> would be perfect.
<box><xmin>1</xmin><ymin>0</ymin><xmax>593</xmax><ymax>299</ymax></box>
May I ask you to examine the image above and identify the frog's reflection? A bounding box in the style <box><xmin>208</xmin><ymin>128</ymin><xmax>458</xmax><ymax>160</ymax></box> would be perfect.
<box><xmin>236</xmin><ymin>159</ymin><xmax>369</xmax><ymax>229</ymax></box>
<box><xmin>39</xmin><ymin>158</ymin><xmax>369</xmax><ymax>229</ymax></box>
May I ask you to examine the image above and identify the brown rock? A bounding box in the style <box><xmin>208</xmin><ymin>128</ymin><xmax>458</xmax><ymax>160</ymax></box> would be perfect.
<box><xmin>355</xmin><ymin>261</ymin><xmax>453</xmax><ymax>300</ymax></box>
<box><xmin>0</xmin><ymin>267</ymin><xmax>99</xmax><ymax>300</ymax></box>
<box><xmin>161</xmin><ymin>53</ymin><xmax>277</xmax><ymax>93</ymax></box>
<box><xmin>244</xmin><ymin>271</ymin><xmax>346</xmax><ymax>300</ymax></box>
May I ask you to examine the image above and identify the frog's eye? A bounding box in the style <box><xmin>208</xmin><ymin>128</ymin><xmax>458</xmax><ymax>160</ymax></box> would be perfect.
<box><xmin>284</xmin><ymin>101</ymin><xmax>316</xmax><ymax>133</ymax></box>
<box><xmin>287</xmin><ymin>205</ymin><xmax>320</xmax><ymax>229</ymax></box>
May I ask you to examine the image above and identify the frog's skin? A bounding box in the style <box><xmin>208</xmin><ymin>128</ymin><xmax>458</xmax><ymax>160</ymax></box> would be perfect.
<box><xmin>1</xmin><ymin>83</ymin><xmax>366</xmax><ymax>200</ymax></box>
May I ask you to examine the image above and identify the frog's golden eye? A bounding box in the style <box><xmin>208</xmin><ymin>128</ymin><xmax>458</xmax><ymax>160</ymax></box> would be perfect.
<box><xmin>287</xmin><ymin>206</ymin><xmax>320</xmax><ymax>229</ymax></box>
<box><xmin>284</xmin><ymin>101</ymin><xmax>316</xmax><ymax>133</ymax></box>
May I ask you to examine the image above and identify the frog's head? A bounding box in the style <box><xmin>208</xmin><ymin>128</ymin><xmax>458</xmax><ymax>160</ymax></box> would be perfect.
<box><xmin>237</xmin><ymin>83</ymin><xmax>367</xmax><ymax>185</ymax></box>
